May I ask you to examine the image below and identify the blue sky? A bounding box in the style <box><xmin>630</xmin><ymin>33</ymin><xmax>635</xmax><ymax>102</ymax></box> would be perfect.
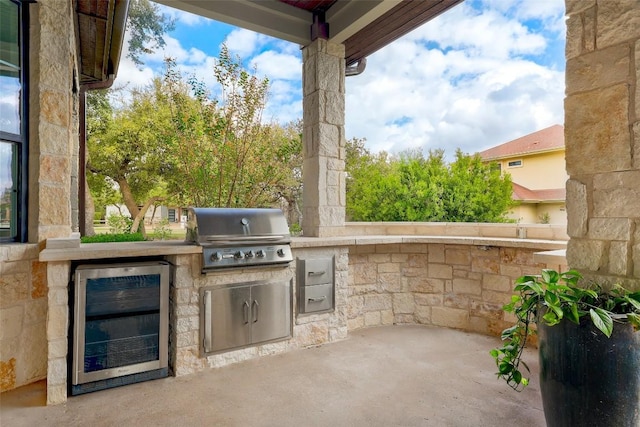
<box><xmin>116</xmin><ymin>0</ymin><xmax>566</xmax><ymax>158</ymax></box>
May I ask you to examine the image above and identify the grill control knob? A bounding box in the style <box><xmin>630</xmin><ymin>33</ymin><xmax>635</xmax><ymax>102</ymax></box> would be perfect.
<box><xmin>210</xmin><ymin>252</ymin><xmax>223</xmax><ymax>262</ymax></box>
<box><xmin>256</xmin><ymin>250</ymin><xmax>266</xmax><ymax>258</ymax></box>
<box><xmin>277</xmin><ymin>248</ymin><xmax>286</xmax><ymax>257</ymax></box>
<box><xmin>234</xmin><ymin>250</ymin><xmax>245</xmax><ymax>259</ymax></box>
<box><xmin>246</xmin><ymin>250</ymin><xmax>255</xmax><ymax>258</ymax></box>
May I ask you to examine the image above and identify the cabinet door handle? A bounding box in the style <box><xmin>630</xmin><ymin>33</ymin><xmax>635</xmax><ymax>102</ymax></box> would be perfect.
<box><xmin>204</xmin><ymin>291</ymin><xmax>212</xmax><ymax>352</ymax></box>
<box><xmin>243</xmin><ymin>301</ymin><xmax>250</xmax><ymax>325</ymax></box>
<box><xmin>308</xmin><ymin>271</ymin><xmax>325</xmax><ymax>276</ymax></box>
<box><xmin>252</xmin><ymin>300</ymin><xmax>259</xmax><ymax>323</ymax></box>
<box><xmin>308</xmin><ymin>296</ymin><xmax>326</xmax><ymax>303</ymax></box>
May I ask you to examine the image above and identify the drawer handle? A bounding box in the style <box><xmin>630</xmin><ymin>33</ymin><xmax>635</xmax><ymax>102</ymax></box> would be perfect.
<box><xmin>308</xmin><ymin>296</ymin><xmax>326</xmax><ymax>303</ymax></box>
<box><xmin>308</xmin><ymin>271</ymin><xmax>325</xmax><ymax>276</ymax></box>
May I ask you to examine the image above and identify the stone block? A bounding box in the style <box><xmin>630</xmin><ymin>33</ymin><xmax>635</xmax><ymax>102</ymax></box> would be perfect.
<box><xmin>633</xmin><ymin>244</ymin><xmax>640</xmax><ymax>278</ymax></box>
<box><xmin>431</xmin><ymin>307</ymin><xmax>469</xmax><ymax>329</ymax></box>
<box><xmin>378</xmin><ymin>272</ymin><xmax>402</xmax><ymax>292</ymax></box>
<box><xmin>593</xmin><ymin>171</ymin><xmax>640</xmax><ymax>217</ymax></box>
<box><xmin>0</xmin><ymin>273</ymin><xmax>29</xmax><ymax>307</ymax></box>
<box><xmin>46</xmin><ymin>305</ymin><xmax>68</xmax><ymax>340</ymax></box>
<box><xmin>565</xmin><ymin>15</ymin><xmax>582</xmax><ymax>59</ymax></box>
<box><xmin>352</xmin><ymin>263</ymin><xmax>377</xmax><ymax>285</ymax></box>
<box><xmin>428</xmin><ymin>263</ymin><xmax>452</xmax><ymax>279</ymax></box>
<box><xmin>636</xmin><ymin>41</ymin><xmax>640</xmax><ymax>126</ymax></box>
<box><xmin>394</xmin><ymin>314</ymin><xmax>414</xmax><ymax>324</ymax></box>
<box><xmin>414</xmin><ymin>305</ymin><xmax>431</xmax><ymax>324</ymax></box>
<box><xmin>363</xmin><ymin>294</ymin><xmax>391</xmax><ymax>311</ymax></box>
<box><xmin>445</xmin><ymin>248</ymin><xmax>470</xmax><ymax>265</ymax></box>
<box><xmin>41</xmin><ymin>90</ymin><xmax>69</xmax><ymax>127</ymax></box>
<box><xmin>565</xmin><ymin>84</ymin><xmax>630</xmax><ymax>175</ymax></box>
<box><xmin>347</xmin><ymin>317</ymin><xmax>364</xmax><ymax>331</ymax></box>
<box><xmin>24</xmin><ymin>298</ymin><xmax>47</xmax><ymax>325</ymax></box>
<box><xmin>0</xmin><ymin>306</ymin><xmax>23</xmax><ymax>340</ymax></box>
<box><xmin>380</xmin><ymin>309</ymin><xmax>394</xmax><ymax>325</ymax></box>
<box><xmin>567</xmin><ymin>239</ymin><xmax>606</xmax><ymax>271</ymax></box>
<box><xmin>408</xmin><ymin>277</ymin><xmax>444</xmax><ymax>294</ymax></box>
<box><xmin>566</xmin><ymin>0</ymin><xmax>595</xmax><ymax>14</ymax></box>
<box><xmin>414</xmin><ymin>293</ymin><xmax>443</xmax><ymax>306</ymax></box>
<box><xmin>364</xmin><ymin>311</ymin><xmax>381</xmax><ymax>326</ymax></box>
<box><xmin>48</xmin><ymin>338</ymin><xmax>67</xmax><ymax>359</ymax></box>
<box><xmin>47</xmin><ymin>384</ymin><xmax>67</xmax><ymax>405</ymax></box>
<box><xmin>566</xmin><ymin>179</ymin><xmax>588</xmax><ymax>237</ymax></box>
<box><xmin>47</xmin><ymin>357</ymin><xmax>67</xmax><ymax>386</ymax></box>
<box><xmin>31</xmin><ymin>261</ymin><xmax>47</xmax><ymax>299</ymax></box>
<box><xmin>452</xmin><ymin>278</ymin><xmax>481</xmax><ymax>295</ymax></box>
<box><xmin>500</xmin><ymin>248</ymin><xmax>535</xmax><ymax>266</ymax></box>
<box><xmin>588</xmin><ymin>217</ymin><xmax>632</xmax><ymax>241</ymax></box>
<box><xmin>401</xmin><ymin>243</ymin><xmax>428</xmax><ymax>254</ymax></box>
<box><xmin>470</xmin><ymin>300</ymin><xmax>504</xmax><ymax>320</ymax></box>
<box><xmin>597</xmin><ymin>0</ymin><xmax>640</xmax><ymax>49</ymax></box>
<box><xmin>428</xmin><ymin>244</ymin><xmax>445</xmax><ymax>263</ymax></box>
<box><xmin>377</xmin><ymin>262</ymin><xmax>400</xmax><ymax>273</ymax></box>
<box><xmin>46</xmin><ymin>262</ymin><xmax>69</xmax><ymax>289</ymax></box>
<box><xmin>583</xmin><ymin>6</ymin><xmax>596</xmax><ymax>52</ymax></box>
<box><xmin>392</xmin><ymin>293</ymin><xmax>414</xmax><ymax>314</ymax></box>
<box><xmin>565</xmin><ymin>44</ymin><xmax>630</xmax><ymax>95</ymax></box>
<box><xmin>634</xmin><ymin>121</ymin><xmax>640</xmax><ymax>170</ymax></box>
<box><xmin>609</xmin><ymin>241</ymin><xmax>629</xmax><ymax>276</ymax></box>
<box><xmin>471</xmin><ymin>257</ymin><xmax>500</xmax><ymax>274</ymax></box>
<box><xmin>444</xmin><ymin>293</ymin><xmax>469</xmax><ymax>309</ymax></box>
<box><xmin>0</xmin><ymin>357</ymin><xmax>16</xmax><ymax>392</ymax></box>
<box><xmin>482</xmin><ymin>274</ymin><xmax>512</xmax><ymax>292</ymax></box>
<box><xmin>499</xmin><ymin>264</ymin><xmax>522</xmax><ymax>280</ymax></box>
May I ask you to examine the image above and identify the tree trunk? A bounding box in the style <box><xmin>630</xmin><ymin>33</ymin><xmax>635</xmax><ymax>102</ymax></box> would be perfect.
<box><xmin>84</xmin><ymin>178</ymin><xmax>96</xmax><ymax>236</ymax></box>
<box><xmin>117</xmin><ymin>178</ymin><xmax>143</xmax><ymax>234</ymax></box>
<box><xmin>131</xmin><ymin>197</ymin><xmax>164</xmax><ymax>236</ymax></box>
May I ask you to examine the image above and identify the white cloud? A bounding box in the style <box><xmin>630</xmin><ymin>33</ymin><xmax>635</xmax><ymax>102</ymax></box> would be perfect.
<box><xmin>224</xmin><ymin>29</ymin><xmax>268</xmax><ymax>57</ymax></box>
<box><xmin>345</xmin><ymin>0</ymin><xmax>565</xmax><ymax>159</ymax></box>
<box><xmin>157</xmin><ymin>4</ymin><xmax>210</xmax><ymax>27</ymax></box>
<box><xmin>250</xmin><ymin>51</ymin><xmax>301</xmax><ymax>81</ymax></box>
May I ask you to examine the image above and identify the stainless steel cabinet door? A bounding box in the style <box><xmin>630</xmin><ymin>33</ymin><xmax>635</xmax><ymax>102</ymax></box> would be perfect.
<box><xmin>250</xmin><ymin>281</ymin><xmax>291</xmax><ymax>345</ymax></box>
<box><xmin>204</xmin><ymin>285</ymin><xmax>251</xmax><ymax>353</ymax></box>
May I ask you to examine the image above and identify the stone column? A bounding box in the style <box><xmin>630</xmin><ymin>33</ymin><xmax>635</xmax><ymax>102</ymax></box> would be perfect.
<box><xmin>28</xmin><ymin>0</ymin><xmax>77</xmax><ymax>242</ymax></box>
<box><xmin>564</xmin><ymin>0</ymin><xmax>640</xmax><ymax>289</ymax></box>
<box><xmin>301</xmin><ymin>39</ymin><xmax>346</xmax><ymax>237</ymax></box>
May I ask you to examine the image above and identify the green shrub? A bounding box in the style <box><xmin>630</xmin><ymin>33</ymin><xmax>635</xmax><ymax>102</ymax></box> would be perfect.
<box><xmin>81</xmin><ymin>232</ymin><xmax>145</xmax><ymax>243</ymax></box>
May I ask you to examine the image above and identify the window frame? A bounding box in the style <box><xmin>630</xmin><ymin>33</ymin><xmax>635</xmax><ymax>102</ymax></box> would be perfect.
<box><xmin>0</xmin><ymin>0</ymin><xmax>28</xmax><ymax>243</ymax></box>
<box><xmin>507</xmin><ymin>159</ymin><xmax>523</xmax><ymax>168</ymax></box>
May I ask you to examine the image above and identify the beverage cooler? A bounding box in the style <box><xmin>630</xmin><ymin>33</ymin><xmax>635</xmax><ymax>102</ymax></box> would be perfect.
<box><xmin>71</xmin><ymin>261</ymin><xmax>170</xmax><ymax>395</ymax></box>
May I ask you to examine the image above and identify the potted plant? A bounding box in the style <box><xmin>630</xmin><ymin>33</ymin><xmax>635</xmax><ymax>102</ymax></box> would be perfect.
<box><xmin>490</xmin><ymin>269</ymin><xmax>640</xmax><ymax>427</ymax></box>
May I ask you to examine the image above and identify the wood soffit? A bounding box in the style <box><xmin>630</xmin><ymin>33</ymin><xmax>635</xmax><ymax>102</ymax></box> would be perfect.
<box><xmin>74</xmin><ymin>0</ymin><xmax>464</xmax><ymax>83</ymax></box>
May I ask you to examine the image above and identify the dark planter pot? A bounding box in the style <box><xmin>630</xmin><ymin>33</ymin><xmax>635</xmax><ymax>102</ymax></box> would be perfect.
<box><xmin>538</xmin><ymin>319</ymin><xmax>640</xmax><ymax>427</ymax></box>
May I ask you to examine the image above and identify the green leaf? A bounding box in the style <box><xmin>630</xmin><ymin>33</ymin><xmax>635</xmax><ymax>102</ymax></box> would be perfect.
<box><xmin>627</xmin><ymin>313</ymin><xmax>640</xmax><ymax>331</ymax></box>
<box><xmin>590</xmin><ymin>308</ymin><xmax>613</xmax><ymax>338</ymax></box>
<box><xmin>541</xmin><ymin>269</ymin><xmax>559</xmax><ymax>284</ymax></box>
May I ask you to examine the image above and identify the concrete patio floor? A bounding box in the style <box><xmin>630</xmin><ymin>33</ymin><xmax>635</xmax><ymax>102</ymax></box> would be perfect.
<box><xmin>0</xmin><ymin>325</ymin><xmax>545</xmax><ymax>427</ymax></box>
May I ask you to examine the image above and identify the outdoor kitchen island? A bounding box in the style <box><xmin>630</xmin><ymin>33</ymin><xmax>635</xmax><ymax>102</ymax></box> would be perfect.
<box><xmin>39</xmin><ymin>231</ymin><xmax>566</xmax><ymax>404</ymax></box>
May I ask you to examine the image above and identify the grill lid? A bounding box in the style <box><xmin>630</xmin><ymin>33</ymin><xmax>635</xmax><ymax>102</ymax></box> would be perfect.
<box><xmin>186</xmin><ymin>207</ymin><xmax>291</xmax><ymax>246</ymax></box>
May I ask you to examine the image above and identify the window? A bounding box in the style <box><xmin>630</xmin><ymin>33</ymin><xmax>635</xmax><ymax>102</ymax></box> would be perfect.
<box><xmin>507</xmin><ymin>160</ymin><xmax>522</xmax><ymax>168</ymax></box>
<box><xmin>0</xmin><ymin>0</ymin><xmax>27</xmax><ymax>242</ymax></box>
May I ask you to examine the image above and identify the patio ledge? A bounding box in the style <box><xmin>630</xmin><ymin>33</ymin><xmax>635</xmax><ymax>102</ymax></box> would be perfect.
<box><xmin>39</xmin><ymin>235</ymin><xmax>567</xmax><ymax>262</ymax></box>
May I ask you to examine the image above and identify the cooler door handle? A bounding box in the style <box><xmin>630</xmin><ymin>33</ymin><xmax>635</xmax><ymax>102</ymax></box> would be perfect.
<box><xmin>308</xmin><ymin>296</ymin><xmax>326</xmax><ymax>303</ymax></box>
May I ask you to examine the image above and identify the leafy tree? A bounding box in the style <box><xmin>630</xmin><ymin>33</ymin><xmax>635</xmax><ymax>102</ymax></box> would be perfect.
<box><xmin>162</xmin><ymin>46</ymin><xmax>301</xmax><ymax>209</ymax></box>
<box><xmin>86</xmin><ymin>80</ymin><xmax>172</xmax><ymax>236</ymax></box>
<box><xmin>346</xmin><ymin>143</ymin><xmax>513</xmax><ymax>222</ymax></box>
<box><xmin>126</xmin><ymin>0</ymin><xmax>175</xmax><ymax>66</ymax></box>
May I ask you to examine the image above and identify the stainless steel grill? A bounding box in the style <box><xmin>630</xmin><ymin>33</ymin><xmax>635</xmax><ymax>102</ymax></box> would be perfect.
<box><xmin>186</xmin><ymin>208</ymin><xmax>293</xmax><ymax>271</ymax></box>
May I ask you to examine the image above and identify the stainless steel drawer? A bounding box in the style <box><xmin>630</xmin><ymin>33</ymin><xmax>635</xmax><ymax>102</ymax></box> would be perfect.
<box><xmin>301</xmin><ymin>283</ymin><xmax>334</xmax><ymax>313</ymax></box>
<box><xmin>299</xmin><ymin>258</ymin><xmax>334</xmax><ymax>287</ymax></box>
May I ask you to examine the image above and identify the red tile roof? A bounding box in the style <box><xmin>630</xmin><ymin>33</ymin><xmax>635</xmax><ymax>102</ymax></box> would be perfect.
<box><xmin>512</xmin><ymin>183</ymin><xmax>566</xmax><ymax>203</ymax></box>
<box><xmin>479</xmin><ymin>124</ymin><xmax>564</xmax><ymax>161</ymax></box>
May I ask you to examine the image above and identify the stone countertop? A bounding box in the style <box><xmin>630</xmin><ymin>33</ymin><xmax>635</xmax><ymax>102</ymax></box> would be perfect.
<box><xmin>39</xmin><ymin>236</ymin><xmax>567</xmax><ymax>262</ymax></box>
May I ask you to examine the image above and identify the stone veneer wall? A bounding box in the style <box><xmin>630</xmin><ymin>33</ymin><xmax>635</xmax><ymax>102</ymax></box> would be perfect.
<box><xmin>347</xmin><ymin>243</ymin><xmax>566</xmax><ymax>335</ymax></box>
<box><xmin>565</xmin><ymin>0</ymin><xmax>640</xmax><ymax>290</ymax></box>
<box><xmin>302</xmin><ymin>39</ymin><xmax>346</xmax><ymax>237</ymax></box>
<box><xmin>0</xmin><ymin>245</ymin><xmax>47</xmax><ymax>392</ymax></box>
<box><xmin>167</xmin><ymin>247</ymin><xmax>349</xmax><ymax>377</ymax></box>
<box><xmin>0</xmin><ymin>0</ymin><xmax>79</xmax><ymax>396</ymax></box>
